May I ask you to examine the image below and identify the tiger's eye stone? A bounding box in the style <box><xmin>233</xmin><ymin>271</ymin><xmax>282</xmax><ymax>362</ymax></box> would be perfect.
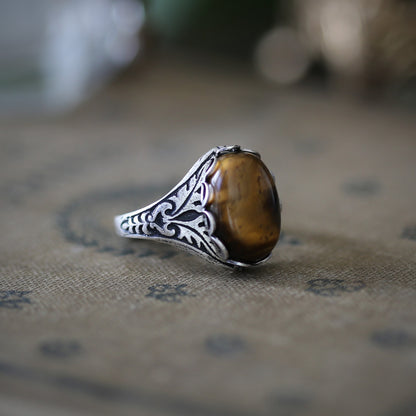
<box><xmin>207</xmin><ymin>152</ymin><xmax>281</xmax><ymax>264</ymax></box>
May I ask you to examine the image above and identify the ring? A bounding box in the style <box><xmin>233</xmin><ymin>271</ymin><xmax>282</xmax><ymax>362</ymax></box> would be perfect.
<box><xmin>114</xmin><ymin>145</ymin><xmax>281</xmax><ymax>268</ymax></box>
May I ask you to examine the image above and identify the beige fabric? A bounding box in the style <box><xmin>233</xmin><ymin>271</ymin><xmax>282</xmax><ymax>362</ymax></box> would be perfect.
<box><xmin>0</xmin><ymin>54</ymin><xmax>415</xmax><ymax>416</ymax></box>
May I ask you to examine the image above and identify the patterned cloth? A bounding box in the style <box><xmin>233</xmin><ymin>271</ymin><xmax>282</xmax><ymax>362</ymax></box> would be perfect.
<box><xmin>1</xmin><ymin>54</ymin><xmax>415</xmax><ymax>416</ymax></box>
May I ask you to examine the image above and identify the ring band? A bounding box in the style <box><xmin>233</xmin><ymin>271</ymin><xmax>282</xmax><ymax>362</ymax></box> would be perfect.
<box><xmin>114</xmin><ymin>145</ymin><xmax>281</xmax><ymax>268</ymax></box>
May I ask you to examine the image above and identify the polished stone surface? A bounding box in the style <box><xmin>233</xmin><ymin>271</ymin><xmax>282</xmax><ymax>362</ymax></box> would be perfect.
<box><xmin>207</xmin><ymin>151</ymin><xmax>281</xmax><ymax>264</ymax></box>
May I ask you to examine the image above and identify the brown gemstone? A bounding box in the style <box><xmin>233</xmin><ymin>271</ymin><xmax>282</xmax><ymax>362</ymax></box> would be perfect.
<box><xmin>207</xmin><ymin>151</ymin><xmax>281</xmax><ymax>264</ymax></box>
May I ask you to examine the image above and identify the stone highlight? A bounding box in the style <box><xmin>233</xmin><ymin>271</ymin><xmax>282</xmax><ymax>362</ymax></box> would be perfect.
<box><xmin>207</xmin><ymin>151</ymin><xmax>281</xmax><ymax>264</ymax></box>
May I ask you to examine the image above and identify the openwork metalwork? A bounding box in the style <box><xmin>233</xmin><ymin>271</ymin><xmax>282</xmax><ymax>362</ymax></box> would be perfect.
<box><xmin>114</xmin><ymin>145</ymin><xmax>266</xmax><ymax>268</ymax></box>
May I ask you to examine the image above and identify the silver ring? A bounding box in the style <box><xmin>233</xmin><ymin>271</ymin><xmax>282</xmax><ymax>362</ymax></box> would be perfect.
<box><xmin>114</xmin><ymin>145</ymin><xmax>281</xmax><ymax>268</ymax></box>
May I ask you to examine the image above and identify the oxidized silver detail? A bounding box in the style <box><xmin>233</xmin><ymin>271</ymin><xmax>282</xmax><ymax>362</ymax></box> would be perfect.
<box><xmin>114</xmin><ymin>145</ymin><xmax>266</xmax><ymax>267</ymax></box>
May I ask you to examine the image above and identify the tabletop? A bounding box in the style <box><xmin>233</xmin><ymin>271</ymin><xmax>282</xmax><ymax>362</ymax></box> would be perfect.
<box><xmin>1</xmin><ymin>52</ymin><xmax>415</xmax><ymax>416</ymax></box>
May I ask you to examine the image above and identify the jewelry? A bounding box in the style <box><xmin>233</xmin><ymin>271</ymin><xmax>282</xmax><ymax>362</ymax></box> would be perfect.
<box><xmin>114</xmin><ymin>145</ymin><xmax>281</xmax><ymax>267</ymax></box>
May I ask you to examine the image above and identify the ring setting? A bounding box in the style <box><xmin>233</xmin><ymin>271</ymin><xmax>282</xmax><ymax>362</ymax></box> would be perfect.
<box><xmin>114</xmin><ymin>145</ymin><xmax>281</xmax><ymax>268</ymax></box>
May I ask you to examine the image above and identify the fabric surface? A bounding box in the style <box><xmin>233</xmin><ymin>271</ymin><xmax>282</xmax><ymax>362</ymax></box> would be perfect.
<box><xmin>0</xmin><ymin>54</ymin><xmax>415</xmax><ymax>416</ymax></box>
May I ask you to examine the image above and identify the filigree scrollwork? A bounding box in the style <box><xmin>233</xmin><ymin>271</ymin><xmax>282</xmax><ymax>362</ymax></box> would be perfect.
<box><xmin>116</xmin><ymin>149</ymin><xmax>228</xmax><ymax>262</ymax></box>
